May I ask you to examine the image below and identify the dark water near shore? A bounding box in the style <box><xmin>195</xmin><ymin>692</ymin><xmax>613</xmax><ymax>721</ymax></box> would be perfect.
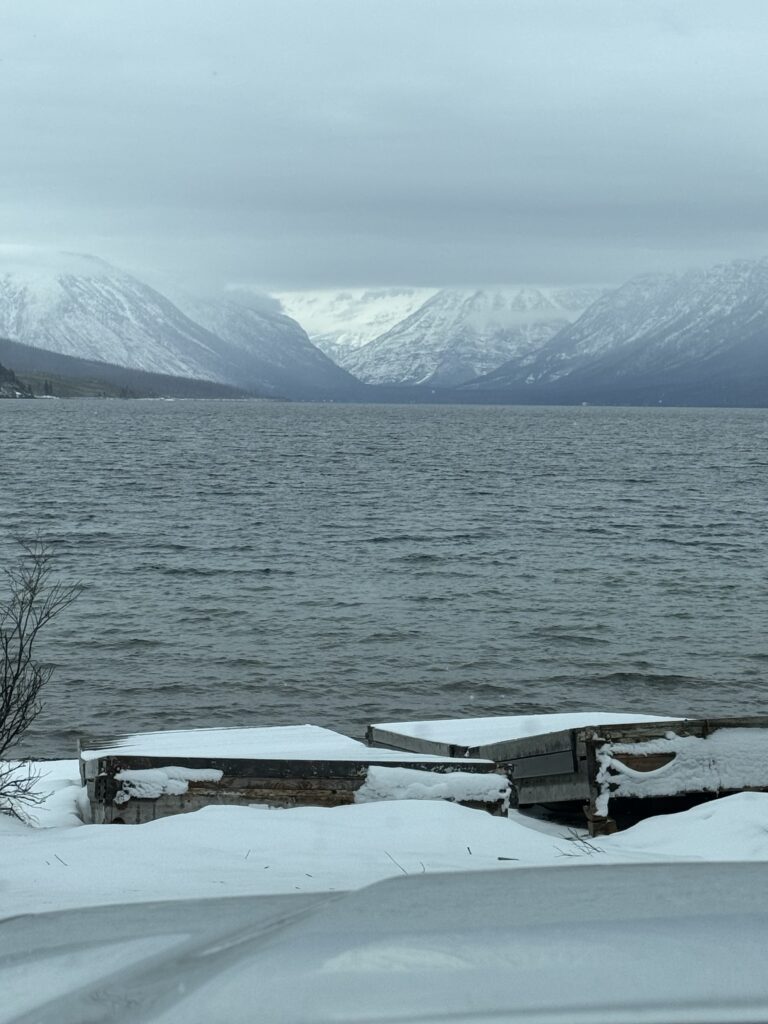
<box><xmin>2</xmin><ymin>399</ymin><xmax>767</xmax><ymax>757</ymax></box>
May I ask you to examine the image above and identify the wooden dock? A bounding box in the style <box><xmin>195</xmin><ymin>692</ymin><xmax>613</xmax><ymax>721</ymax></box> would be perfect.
<box><xmin>80</xmin><ymin>715</ymin><xmax>768</xmax><ymax>831</ymax></box>
<box><xmin>367</xmin><ymin>714</ymin><xmax>768</xmax><ymax>834</ymax></box>
<box><xmin>79</xmin><ymin>725</ymin><xmax>502</xmax><ymax>824</ymax></box>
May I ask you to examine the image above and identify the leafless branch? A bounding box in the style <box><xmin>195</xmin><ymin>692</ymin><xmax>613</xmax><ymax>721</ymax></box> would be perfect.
<box><xmin>0</xmin><ymin>538</ymin><xmax>81</xmax><ymax>816</ymax></box>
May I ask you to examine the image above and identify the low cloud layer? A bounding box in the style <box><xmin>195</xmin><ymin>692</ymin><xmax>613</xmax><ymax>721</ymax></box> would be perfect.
<box><xmin>2</xmin><ymin>1</ymin><xmax>767</xmax><ymax>289</ymax></box>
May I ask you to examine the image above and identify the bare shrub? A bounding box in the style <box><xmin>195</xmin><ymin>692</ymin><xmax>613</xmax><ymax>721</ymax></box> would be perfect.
<box><xmin>0</xmin><ymin>539</ymin><xmax>81</xmax><ymax>818</ymax></box>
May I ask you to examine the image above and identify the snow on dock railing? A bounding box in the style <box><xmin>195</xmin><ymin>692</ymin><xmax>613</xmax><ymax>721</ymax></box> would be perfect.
<box><xmin>113</xmin><ymin>766</ymin><xmax>224</xmax><ymax>804</ymax></box>
<box><xmin>367</xmin><ymin>712</ymin><xmax>768</xmax><ymax>834</ymax></box>
<box><xmin>355</xmin><ymin>766</ymin><xmax>511</xmax><ymax>811</ymax></box>
<box><xmin>594</xmin><ymin>726</ymin><xmax>768</xmax><ymax>817</ymax></box>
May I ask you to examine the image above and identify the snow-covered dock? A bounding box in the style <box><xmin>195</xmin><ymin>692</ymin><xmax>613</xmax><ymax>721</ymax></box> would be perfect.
<box><xmin>367</xmin><ymin>713</ymin><xmax>768</xmax><ymax>833</ymax></box>
<box><xmin>79</xmin><ymin>725</ymin><xmax>504</xmax><ymax>824</ymax></box>
<box><xmin>79</xmin><ymin>714</ymin><xmax>768</xmax><ymax>833</ymax></box>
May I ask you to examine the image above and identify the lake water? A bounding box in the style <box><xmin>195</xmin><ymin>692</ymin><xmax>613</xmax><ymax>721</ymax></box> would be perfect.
<box><xmin>2</xmin><ymin>399</ymin><xmax>767</xmax><ymax>757</ymax></box>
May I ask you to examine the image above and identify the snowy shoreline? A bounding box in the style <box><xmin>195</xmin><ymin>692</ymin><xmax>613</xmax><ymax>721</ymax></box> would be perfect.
<box><xmin>3</xmin><ymin>758</ymin><xmax>768</xmax><ymax>922</ymax></box>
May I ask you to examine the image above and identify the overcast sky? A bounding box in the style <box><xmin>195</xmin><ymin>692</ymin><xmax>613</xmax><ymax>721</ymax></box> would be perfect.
<box><xmin>2</xmin><ymin>0</ymin><xmax>767</xmax><ymax>291</ymax></box>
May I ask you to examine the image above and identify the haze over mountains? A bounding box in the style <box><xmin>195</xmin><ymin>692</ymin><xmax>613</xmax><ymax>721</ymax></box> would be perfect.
<box><xmin>1</xmin><ymin>245</ymin><xmax>767</xmax><ymax>405</ymax></box>
<box><xmin>275</xmin><ymin>288</ymin><xmax>438</xmax><ymax>365</ymax></box>
<box><xmin>170</xmin><ymin>288</ymin><xmax>360</xmax><ymax>398</ymax></box>
<box><xmin>0</xmin><ymin>247</ymin><xmax>358</xmax><ymax>399</ymax></box>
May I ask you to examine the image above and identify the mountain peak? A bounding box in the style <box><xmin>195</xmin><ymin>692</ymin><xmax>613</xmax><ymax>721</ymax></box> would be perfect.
<box><xmin>468</xmin><ymin>255</ymin><xmax>768</xmax><ymax>404</ymax></box>
<box><xmin>340</xmin><ymin>285</ymin><xmax>603</xmax><ymax>387</ymax></box>
<box><xmin>0</xmin><ymin>245</ymin><xmax>122</xmax><ymax>279</ymax></box>
<box><xmin>0</xmin><ymin>251</ymin><xmax>362</xmax><ymax>398</ymax></box>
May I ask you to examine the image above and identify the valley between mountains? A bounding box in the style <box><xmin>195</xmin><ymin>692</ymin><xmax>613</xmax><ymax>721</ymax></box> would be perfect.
<box><xmin>1</xmin><ymin>245</ymin><xmax>768</xmax><ymax>405</ymax></box>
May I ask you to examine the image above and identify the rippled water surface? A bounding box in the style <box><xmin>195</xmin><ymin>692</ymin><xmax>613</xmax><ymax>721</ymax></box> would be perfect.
<box><xmin>2</xmin><ymin>399</ymin><xmax>767</xmax><ymax>756</ymax></box>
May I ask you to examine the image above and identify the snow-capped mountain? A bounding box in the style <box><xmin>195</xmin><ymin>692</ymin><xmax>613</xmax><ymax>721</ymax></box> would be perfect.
<box><xmin>172</xmin><ymin>288</ymin><xmax>361</xmax><ymax>397</ymax></box>
<box><xmin>0</xmin><ymin>247</ymin><xmax>233</xmax><ymax>381</ymax></box>
<box><xmin>0</xmin><ymin>247</ymin><xmax>361</xmax><ymax>398</ymax></box>
<box><xmin>341</xmin><ymin>287</ymin><xmax>604</xmax><ymax>387</ymax></box>
<box><xmin>274</xmin><ymin>287</ymin><xmax>437</xmax><ymax>364</ymax></box>
<box><xmin>472</xmin><ymin>258</ymin><xmax>768</xmax><ymax>402</ymax></box>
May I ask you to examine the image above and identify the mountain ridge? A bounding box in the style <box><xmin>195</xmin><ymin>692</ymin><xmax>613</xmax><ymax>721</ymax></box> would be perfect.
<box><xmin>0</xmin><ymin>247</ymin><xmax>363</xmax><ymax>400</ymax></box>
<box><xmin>341</xmin><ymin>286</ymin><xmax>604</xmax><ymax>387</ymax></box>
<box><xmin>172</xmin><ymin>289</ymin><xmax>362</xmax><ymax>398</ymax></box>
<box><xmin>466</xmin><ymin>257</ymin><xmax>768</xmax><ymax>405</ymax></box>
<box><xmin>4</xmin><ymin>246</ymin><xmax>768</xmax><ymax>406</ymax></box>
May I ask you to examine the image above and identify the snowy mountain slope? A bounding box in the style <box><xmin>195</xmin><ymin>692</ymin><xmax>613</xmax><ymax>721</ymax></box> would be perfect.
<box><xmin>172</xmin><ymin>288</ymin><xmax>362</xmax><ymax>397</ymax></box>
<box><xmin>0</xmin><ymin>248</ymin><xmax>362</xmax><ymax>398</ymax></box>
<box><xmin>273</xmin><ymin>287</ymin><xmax>437</xmax><ymax>364</ymax></box>
<box><xmin>472</xmin><ymin>258</ymin><xmax>768</xmax><ymax>395</ymax></box>
<box><xmin>0</xmin><ymin>247</ymin><xmax>234</xmax><ymax>381</ymax></box>
<box><xmin>342</xmin><ymin>287</ymin><xmax>603</xmax><ymax>387</ymax></box>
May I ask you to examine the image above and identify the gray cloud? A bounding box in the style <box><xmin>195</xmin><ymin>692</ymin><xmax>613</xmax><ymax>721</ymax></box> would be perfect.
<box><xmin>2</xmin><ymin>0</ymin><xmax>767</xmax><ymax>290</ymax></box>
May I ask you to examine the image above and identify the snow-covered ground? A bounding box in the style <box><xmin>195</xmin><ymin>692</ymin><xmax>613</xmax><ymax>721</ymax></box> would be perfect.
<box><xmin>2</xmin><ymin>759</ymin><xmax>768</xmax><ymax>921</ymax></box>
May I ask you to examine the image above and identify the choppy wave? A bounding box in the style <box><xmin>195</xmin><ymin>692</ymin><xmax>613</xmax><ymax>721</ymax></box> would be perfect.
<box><xmin>2</xmin><ymin>399</ymin><xmax>768</xmax><ymax>756</ymax></box>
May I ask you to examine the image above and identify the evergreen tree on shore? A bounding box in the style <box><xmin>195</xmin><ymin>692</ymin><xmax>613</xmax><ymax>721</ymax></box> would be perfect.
<box><xmin>0</xmin><ymin>360</ymin><xmax>32</xmax><ymax>398</ymax></box>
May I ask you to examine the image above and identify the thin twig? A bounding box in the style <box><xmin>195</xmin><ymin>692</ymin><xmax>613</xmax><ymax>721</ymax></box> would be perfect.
<box><xmin>384</xmin><ymin>850</ymin><xmax>408</xmax><ymax>875</ymax></box>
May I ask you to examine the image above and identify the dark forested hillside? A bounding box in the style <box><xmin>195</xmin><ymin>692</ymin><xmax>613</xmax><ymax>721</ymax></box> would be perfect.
<box><xmin>0</xmin><ymin>357</ymin><xmax>33</xmax><ymax>398</ymax></box>
<box><xmin>0</xmin><ymin>337</ymin><xmax>251</xmax><ymax>399</ymax></box>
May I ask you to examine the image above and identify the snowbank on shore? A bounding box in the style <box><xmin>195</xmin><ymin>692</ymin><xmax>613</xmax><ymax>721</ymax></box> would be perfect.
<box><xmin>2</xmin><ymin>760</ymin><xmax>768</xmax><ymax>920</ymax></box>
